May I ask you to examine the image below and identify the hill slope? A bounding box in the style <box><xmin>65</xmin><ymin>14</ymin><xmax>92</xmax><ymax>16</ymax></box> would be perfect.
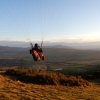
<box><xmin>0</xmin><ymin>72</ymin><xmax>100</xmax><ymax>100</ymax></box>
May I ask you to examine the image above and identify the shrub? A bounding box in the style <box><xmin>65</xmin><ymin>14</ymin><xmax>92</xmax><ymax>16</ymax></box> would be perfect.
<box><xmin>5</xmin><ymin>68</ymin><xmax>90</xmax><ymax>86</ymax></box>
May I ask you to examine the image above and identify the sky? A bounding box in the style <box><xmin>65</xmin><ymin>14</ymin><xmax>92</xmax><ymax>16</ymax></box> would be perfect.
<box><xmin>0</xmin><ymin>0</ymin><xmax>100</xmax><ymax>46</ymax></box>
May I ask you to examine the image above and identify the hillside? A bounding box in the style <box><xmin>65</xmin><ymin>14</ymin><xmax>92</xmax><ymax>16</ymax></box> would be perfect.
<box><xmin>0</xmin><ymin>72</ymin><xmax>100</xmax><ymax>100</ymax></box>
<box><xmin>0</xmin><ymin>46</ymin><xmax>100</xmax><ymax>100</ymax></box>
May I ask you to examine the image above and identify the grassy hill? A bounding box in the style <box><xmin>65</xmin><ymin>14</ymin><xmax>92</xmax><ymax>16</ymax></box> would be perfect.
<box><xmin>0</xmin><ymin>71</ymin><xmax>100</xmax><ymax>100</ymax></box>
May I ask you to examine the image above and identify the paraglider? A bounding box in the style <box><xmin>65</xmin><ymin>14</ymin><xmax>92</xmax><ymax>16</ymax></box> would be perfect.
<box><xmin>0</xmin><ymin>0</ymin><xmax>59</xmax><ymax>62</ymax></box>
<box><xmin>30</xmin><ymin>42</ymin><xmax>46</xmax><ymax>61</ymax></box>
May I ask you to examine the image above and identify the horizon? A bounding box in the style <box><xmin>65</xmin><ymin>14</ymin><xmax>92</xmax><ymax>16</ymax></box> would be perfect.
<box><xmin>0</xmin><ymin>40</ymin><xmax>100</xmax><ymax>50</ymax></box>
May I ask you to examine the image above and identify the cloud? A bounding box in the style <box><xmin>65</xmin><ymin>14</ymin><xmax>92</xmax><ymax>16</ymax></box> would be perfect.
<box><xmin>43</xmin><ymin>37</ymin><xmax>100</xmax><ymax>43</ymax></box>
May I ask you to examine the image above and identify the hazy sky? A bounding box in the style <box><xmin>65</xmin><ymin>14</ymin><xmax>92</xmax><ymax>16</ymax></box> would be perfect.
<box><xmin>0</xmin><ymin>0</ymin><xmax>100</xmax><ymax>44</ymax></box>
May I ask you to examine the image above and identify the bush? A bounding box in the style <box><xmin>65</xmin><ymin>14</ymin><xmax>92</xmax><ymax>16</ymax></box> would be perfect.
<box><xmin>5</xmin><ymin>68</ymin><xmax>90</xmax><ymax>86</ymax></box>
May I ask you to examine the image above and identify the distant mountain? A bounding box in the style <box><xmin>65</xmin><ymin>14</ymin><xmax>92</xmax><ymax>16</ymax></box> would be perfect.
<box><xmin>0</xmin><ymin>40</ymin><xmax>100</xmax><ymax>50</ymax></box>
<box><xmin>0</xmin><ymin>44</ymin><xmax>74</xmax><ymax>51</ymax></box>
<box><xmin>1</xmin><ymin>45</ymin><xmax>100</xmax><ymax>65</ymax></box>
<box><xmin>0</xmin><ymin>46</ymin><xmax>28</xmax><ymax>52</ymax></box>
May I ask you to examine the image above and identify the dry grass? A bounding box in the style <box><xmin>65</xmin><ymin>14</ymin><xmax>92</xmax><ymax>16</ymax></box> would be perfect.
<box><xmin>0</xmin><ymin>73</ymin><xmax>100</xmax><ymax>100</ymax></box>
<box><xmin>5</xmin><ymin>68</ymin><xmax>90</xmax><ymax>86</ymax></box>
